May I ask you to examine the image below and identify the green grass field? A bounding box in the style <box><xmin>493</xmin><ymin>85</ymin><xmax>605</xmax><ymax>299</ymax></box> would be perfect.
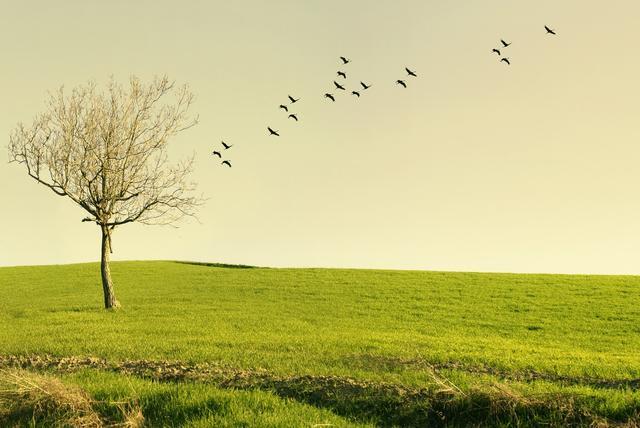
<box><xmin>1</xmin><ymin>261</ymin><xmax>639</xmax><ymax>426</ymax></box>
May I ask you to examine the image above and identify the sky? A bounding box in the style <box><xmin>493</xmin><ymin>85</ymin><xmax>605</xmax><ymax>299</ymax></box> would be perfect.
<box><xmin>2</xmin><ymin>1</ymin><xmax>640</xmax><ymax>274</ymax></box>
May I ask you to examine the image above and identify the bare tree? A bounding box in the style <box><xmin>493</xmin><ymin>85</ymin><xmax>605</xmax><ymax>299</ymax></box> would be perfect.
<box><xmin>8</xmin><ymin>76</ymin><xmax>202</xmax><ymax>309</ymax></box>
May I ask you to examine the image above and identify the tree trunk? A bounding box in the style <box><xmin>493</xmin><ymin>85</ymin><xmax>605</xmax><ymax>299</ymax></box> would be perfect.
<box><xmin>100</xmin><ymin>225</ymin><xmax>120</xmax><ymax>309</ymax></box>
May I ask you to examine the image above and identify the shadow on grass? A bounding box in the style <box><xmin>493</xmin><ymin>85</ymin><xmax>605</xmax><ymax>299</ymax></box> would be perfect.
<box><xmin>111</xmin><ymin>360</ymin><xmax>640</xmax><ymax>427</ymax></box>
<box><xmin>138</xmin><ymin>390</ymin><xmax>221</xmax><ymax>427</ymax></box>
<box><xmin>342</xmin><ymin>353</ymin><xmax>640</xmax><ymax>390</ymax></box>
<box><xmin>216</xmin><ymin>374</ymin><xmax>632</xmax><ymax>427</ymax></box>
<box><xmin>172</xmin><ymin>261</ymin><xmax>258</xmax><ymax>269</ymax></box>
<box><xmin>2</xmin><ymin>355</ymin><xmax>639</xmax><ymax>427</ymax></box>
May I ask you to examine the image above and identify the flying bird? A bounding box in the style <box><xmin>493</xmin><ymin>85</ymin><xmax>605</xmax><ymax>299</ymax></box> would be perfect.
<box><xmin>501</xmin><ymin>57</ymin><xmax>511</xmax><ymax>65</ymax></box>
<box><xmin>337</xmin><ymin>71</ymin><xmax>347</xmax><ymax>79</ymax></box>
<box><xmin>340</xmin><ymin>56</ymin><xmax>350</xmax><ymax>64</ymax></box>
<box><xmin>288</xmin><ymin>95</ymin><xmax>299</xmax><ymax>104</ymax></box>
<box><xmin>324</xmin><ymin>93</ymin><xmax>335</xmax><ymax>102</ymax></box>
<box><xmin>396</xmin><ymin>79</ymin><xmax>407</xmax><ymax>88</ymax></box>
<box><xmin>501</xmin><ymin>39</ymin><xmax>511</xmax><ymax>47</ymax></box>
<box><xmin>492</xmin><ymin>48</ymin><xmax>501</xmax><ymax>55</ymax></box>
<box><xmin>288</xmin><ymin>114</ymin><xmax>298</xmax><ymax>121</ymax></box>
<box><xmin>212</xmin><ymin>151</ymin><xmax>222</xmax><ymax>158</ymax></box>
<box><xmin>545</xmin><ymin>25</ymin><xmax>556</xmax><ymax>35</ymax></box>
<box><xmin>279</xmin><ymin>104</ymin><xmax>288</xmax><ymax>112</ymax></box>
<box><xmin>268</xmin><ymin>127</ymin><xmax>280</xmax><ymax>136</ymax></box>
<box><xmin>334</xmin><ymin>81</ymin><xmax>346</xmax><ymax>90</ymax></box>
<box><xmin>221</xmin><ymin>141</ymin><xmax>232</xmax><ymax>149</ymax></box>
<box><xmin>352</xmin><ymin>91</ymin><xmax>360</xmax><ymax>97</ymax></box>
<box><xmin>222</xmin><ymin>160</ymin><xmax>231</xmax><ymax>167</ymax></box>
<box><xmin>360</xmin><ymin>81</ymin><xmax>371</xmax><ymax>90</ymax></box>
<box><xmin>405</xmin><ymin>67</ymin><xmax>417</xmax><ymax>77</ymax></box>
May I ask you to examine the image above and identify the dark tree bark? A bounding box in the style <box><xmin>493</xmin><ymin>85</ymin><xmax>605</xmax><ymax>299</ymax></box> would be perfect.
<box><xmin>100</xmin><ymin>225</ymin><xmax>119</xmax><ymax>309</ymax></box>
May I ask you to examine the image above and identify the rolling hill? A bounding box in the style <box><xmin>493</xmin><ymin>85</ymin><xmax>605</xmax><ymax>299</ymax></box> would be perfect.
<box><xmin>1</xmin><ymin>261</ymin><xmax>638</xmax><ymax>426</ymax></box>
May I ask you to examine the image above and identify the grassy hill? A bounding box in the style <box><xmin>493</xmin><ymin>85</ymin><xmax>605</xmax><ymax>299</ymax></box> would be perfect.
<box><xmin>1</xmin><ymin>261</ymin><xmax>639</xmax><ymax>426</ymax></box>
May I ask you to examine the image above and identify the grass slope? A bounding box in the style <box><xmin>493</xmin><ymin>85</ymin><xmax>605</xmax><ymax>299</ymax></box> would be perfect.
<box><xmin>1</xmin><ymin>261</ymin><xmax>639</xmax><ymax>426</ymax></box>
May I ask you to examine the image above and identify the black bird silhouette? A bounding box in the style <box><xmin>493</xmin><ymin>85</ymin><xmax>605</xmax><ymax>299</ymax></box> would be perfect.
<box><xmin>288</xmin><ymin>114</ymin><xmax>298</xmax><ymax>121</ymax></box>
<box><xmin>222</xmin><ymin>160</ymin><xmax>231</xmax><ymax>167</ymax></box>
<box><xmin>352</xmin><ymin>91</ymin><xmax>360</xmax><ymax>97</ymax></box>
<box><xmin>360</xmin><ymin>81</ymin><xmax>371</xmax><ymax>90</ymax></box>
<box><xmin>279</xmin><ymin>104</ymin><xmax>288</xmax><ymax>112</ymax></box>
<box><xmin>396</xmin><ymin>80</ymin><xmax>407</xmax><ymax>88</ymax></box>
<box><xmin>221</xmin><ymin>141</ymin><xmax>232</xmax><ymax>149</ymax></box>
<box><xmin>405</xmin><ymin>67</ymin><xmax>417</xmax><ymax>77</ymax></box>
<box><xmin>268</xmin><ymin>127</ymin><xmax>280</xmax><ymax>136</ymax></box>
<box><xmin>337</xmin><ymin>71</ymin><xmax>347</xmax><ymax>79</ymax></box>
<box><xmin>288</xmin><ymin>95</ymin><xmax>299</xmax><ymax>104</ymax></box>
<box><xmin>492</xmin><ymin>48</ymin><xmax>501</xmax><ymax>55</ymax></box>
<box><xmin>324</xmin><ymin>93</ymin><xmax>336</xmax><ymax>102</ymax></box>
<box><xmin>501</xmin><ymin>57</ymin><xmax>511</xmax><ymax>65</ymax></box>
<box><xmin>501</xmin><ymin>39</ymin><xmax>511</xmax><ymax>47</ymax></box>
<box><xmin>340</xmin><ymin>56</ymin><xmax>350</xmax><ymax>64</ymax></box>
<box><xmin>334</xmin><ymin>81</ymin><xmax>346</xmax><ymax>90</ymax></box>
<box><xmin>212</xmin><ymin>151</ymin><xmax>222</xmax><ymax>158</ymax></box>
<box><xmin>545</xmin><ymin>25</ymin><xmax>556</xmax><ymax>35</ymax></box>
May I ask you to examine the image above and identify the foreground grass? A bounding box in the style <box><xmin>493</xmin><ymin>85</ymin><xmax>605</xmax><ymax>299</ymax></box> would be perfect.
<box><xmin>4</xmin><ymin>355</ymin><xmax>640</xmax><ymax>426</ymax></box>
<box><xmin>0</xmin><ymin>368</ymin><xmax>366</xmax><ymax>427</ymax></box>
<box><xmin>70</xmin><ymin>370</ymin><xmax>371</xmax><ymax>427</ymax></box>
<box><xmin>1</xmin><ymin>261</ymin><xmax>639</xmax><ymax>425</ymax></box>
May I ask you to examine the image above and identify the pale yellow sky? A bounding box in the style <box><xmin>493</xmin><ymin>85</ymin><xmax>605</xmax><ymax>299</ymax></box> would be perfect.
<box><xmin>2</xmin><ymin>1</ymin><xmax>640</xmax><ymax>274</ymax></box>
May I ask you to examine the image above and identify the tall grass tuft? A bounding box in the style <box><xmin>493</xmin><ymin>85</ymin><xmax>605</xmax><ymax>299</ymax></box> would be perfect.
<box><xmin>0</xmin><ymin>369</ymin><xmax>143</xmax><ymax>427</ymax></box>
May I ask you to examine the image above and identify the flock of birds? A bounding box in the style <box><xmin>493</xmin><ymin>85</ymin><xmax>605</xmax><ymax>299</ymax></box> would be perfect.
<box><xmin>493</xmin><ymin>25</ymin><xmax>557</xmax><ymax>66</ymax></box>
<box><xmin>211</xmin><ymin>140</ymin><xmax>233</xmax><ymax>167</ymax></box>
<box><xmin>263</xmin><ymin>56</ymin><xmax>418</xmax><ymax>143</ymax></box>
<box><xmin>214</xmin><ymin>56</ymin><xmax>418</xmax><ymax>167</ymax></box>
<box><xmin>214</xmin><ymin>25</ymin><xmax>557</xmax><ymax>168</ymax></box>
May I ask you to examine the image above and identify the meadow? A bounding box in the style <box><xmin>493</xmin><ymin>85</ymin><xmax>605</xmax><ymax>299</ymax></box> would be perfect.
<box><xmin>1</xmin><ymin>261</ymin><xmax>639</xmax><ymax>426</ymax></box>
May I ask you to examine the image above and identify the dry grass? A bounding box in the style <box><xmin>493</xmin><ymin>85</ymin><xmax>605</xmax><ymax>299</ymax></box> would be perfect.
<box><xmin>0</xmin><ymin>369</ymin><xmax>142</xmax><ymax>427</ymax></box>
<box><xmin>3</xmin><ymin>356</ymin><xmax>639</xmax><ymax>426</ymax></box>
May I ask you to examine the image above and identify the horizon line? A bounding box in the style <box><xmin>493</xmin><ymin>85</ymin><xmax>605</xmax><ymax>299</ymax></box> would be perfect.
<box><xmin>1</xmin><ymin>259</ymin><xmax>639</xmax><ymax>278</ymax></box>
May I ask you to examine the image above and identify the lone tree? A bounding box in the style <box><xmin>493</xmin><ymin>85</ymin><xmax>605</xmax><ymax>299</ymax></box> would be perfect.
<box><xmin>8</xmin><ymin>76</ymin><xmax>202</xmax><ymax>309</ymax></box>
